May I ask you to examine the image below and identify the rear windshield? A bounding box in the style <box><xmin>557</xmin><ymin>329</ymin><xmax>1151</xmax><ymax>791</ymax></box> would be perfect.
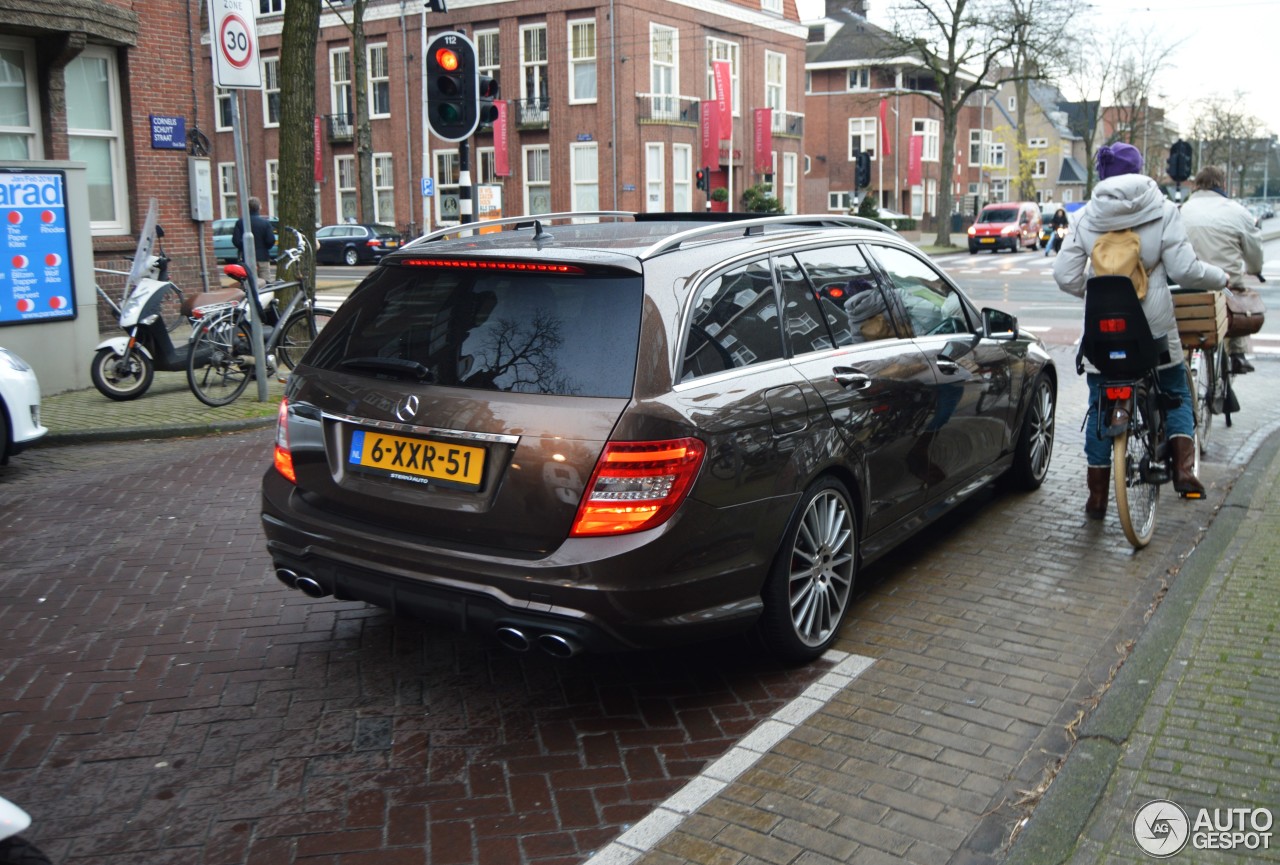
<box><xmin>308</xmin><ymin>266</ymin><xmax>644</xmax><ymax>398</ymax></box>
<box><xmin>981</xmin><ymin>207</ymin><xmax>1018</xmax><ymax>223</ymax></box>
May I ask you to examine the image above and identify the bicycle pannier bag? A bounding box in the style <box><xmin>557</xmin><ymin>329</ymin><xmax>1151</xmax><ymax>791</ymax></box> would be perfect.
<box><xmin>1224</xmin><ymin>286</ymin><xmax>1266</xmax><ymax>338</ymax></box>
<box><xmin>1090</xmin><ymin>229</ymin><xmax>1148</xmax><ymax>300</ymax></box>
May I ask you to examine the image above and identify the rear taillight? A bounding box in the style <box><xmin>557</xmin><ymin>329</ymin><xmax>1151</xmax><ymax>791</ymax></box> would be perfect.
<box><xmin>366</xmin><ymin>238</ymin><xmax>380</xmax><ymax>247</ymax></box>
<box><xmin>1099</xmin><ymin>317</ymin><xmax>1128</xmax><ymax>333</ymax></box>
<box><xmin>273</xmin><ymin>397</ymin><xmax>296</xmax><ymax>483</ymax></box>
<box><xmin>1105</xmin><ymin>386</ymin><xmax>1133</xmax><ymax>400</ymax></box>
<box><xmin>570</xmin><ymin>438</ymin><xmax>706</xmax><ymax>537</ymax></box>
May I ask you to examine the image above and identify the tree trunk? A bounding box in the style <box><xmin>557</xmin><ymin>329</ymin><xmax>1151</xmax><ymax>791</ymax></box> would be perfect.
<box><xmin>934</xmin><ymin>101</ymin><xmax>959</xmax><ymax>248</ymax></box>
<box><xmin>278</xmin><ymin>0</ymin><xmax>319</xmax><ymax>294</ymax></box>
<box><xmin>353</xmin><ymin>0</ymin><xmax>375</xmax><ymax>223</ymax></box>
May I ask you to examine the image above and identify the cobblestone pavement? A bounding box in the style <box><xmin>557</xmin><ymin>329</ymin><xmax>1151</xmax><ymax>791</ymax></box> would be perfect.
<box><xmin>1</xmin><ymin>345</ymin><xmax>1277</xmax><ymax>865</ymax></box>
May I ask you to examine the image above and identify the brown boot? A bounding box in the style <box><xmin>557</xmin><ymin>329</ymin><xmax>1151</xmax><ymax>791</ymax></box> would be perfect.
<box><xmin>1086</xmin><ymin>466</ymin><xmax>1110</xmax><ymax>519</ymax></box>
<box><xmin>1170</xmin><ymin>436</ymin><xmax>1205</xmax><ymax>497</ymax></box>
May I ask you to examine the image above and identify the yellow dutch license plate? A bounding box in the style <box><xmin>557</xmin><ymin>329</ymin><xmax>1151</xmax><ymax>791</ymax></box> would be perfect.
<box><xmin>980</xmin><ymin>237</ymin><xmax>996</xmax><ymax>244</ymax></box>
<box><xmin>348</xmin><ymin>429</ymin><xmax>485</xmax><ymax>488</ymax></box>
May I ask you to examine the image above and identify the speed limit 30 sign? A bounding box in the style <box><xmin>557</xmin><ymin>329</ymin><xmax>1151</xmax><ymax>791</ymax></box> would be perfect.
<box><xmin>208</xmin><ymin>0</ymin><xmax>262</xmax><ymax>89</ymax></box>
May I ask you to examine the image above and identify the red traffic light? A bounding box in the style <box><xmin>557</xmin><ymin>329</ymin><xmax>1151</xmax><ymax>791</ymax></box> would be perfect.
<box><xmin>435</xmin><ymin>47</ymin><xmax>460</xmax><ymax>72</ymax></box>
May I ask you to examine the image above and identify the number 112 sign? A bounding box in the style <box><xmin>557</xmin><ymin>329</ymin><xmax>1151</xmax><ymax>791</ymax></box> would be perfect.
<box><xmin>208</xmin><ymin>0</ymin><xmax>262</xmax><ymax>90</ymax></box>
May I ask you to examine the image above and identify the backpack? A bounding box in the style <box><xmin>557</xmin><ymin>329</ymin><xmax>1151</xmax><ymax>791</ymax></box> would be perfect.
<box><xmin>1090</xmin><ymin>229</ymin><xmax>1148</xmax><ymax>300</ymax></box>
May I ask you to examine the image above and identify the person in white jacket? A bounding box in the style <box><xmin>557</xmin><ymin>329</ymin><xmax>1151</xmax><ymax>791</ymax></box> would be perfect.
<box><xmin>1179</xmin><ymin>165</ymin><xmax>1265</xmax><ymax>373</ymax></box>
<box><xmin>1053</xmin><ymin>142</ymin><xmax>1228</xmax><ymax>517</ymax></box>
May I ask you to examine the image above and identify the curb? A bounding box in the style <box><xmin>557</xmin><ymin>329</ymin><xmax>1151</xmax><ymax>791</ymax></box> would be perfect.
<box><xmin>1004</xmin><ymin>428</ymin><xmax>1280</xmax><ymax>864</ymax></box>
<box><xmin>39</xmin><ymin>414</ymin><xmax>277</xmax><ymax>447</ymax></box>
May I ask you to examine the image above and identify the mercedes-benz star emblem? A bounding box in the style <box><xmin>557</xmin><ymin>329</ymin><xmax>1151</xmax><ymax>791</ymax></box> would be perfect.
<box><xmin>394</xmin><ymin>395</ymin><xmax>420</xmax><ymax>423</ymax></box>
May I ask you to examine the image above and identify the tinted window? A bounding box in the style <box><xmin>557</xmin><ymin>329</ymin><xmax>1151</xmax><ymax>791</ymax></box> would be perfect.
<box><xmin>865</xmin><ymin>245</ymin><xmax>972</xmax><ymax>337</ymax></box>
<box><xmin>309</xmin><ymin>267</ymin><xmax>643</xmax><ymax>398</ymax></box>
<box><xmin>981</xmin><ymin>207</ymin><xmax>1017</xmax><ymax>223</ymax></box>
<box><xmin>790</xmin><ymin>245</ymin><xmax>897</xmax><ymax>346</ymax></box>
<box><xmin>681</xmin><ymin>259</ymin><xmax>783</xmax><ymax>381</ymax></box>
<box><xmin>317</xmin><ymin>227</ymin><xmax>341</xmax><ymax>238</ymax></box>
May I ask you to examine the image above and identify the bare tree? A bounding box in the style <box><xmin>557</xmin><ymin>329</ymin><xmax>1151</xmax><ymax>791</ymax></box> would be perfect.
<box><xmin>1189</xmin><ymin>94</ymin><xmax>1261</xmax><ymax>195</ymax></box>
<box><xmin>327</xmin><ymin>0</ymin><xmax>376</xmax><ymax>223</ymax></box>
<box><xmin>1107</xmin><ymin>27</ymin><xmax>1180</xmax><ymax>176</ymax></box>
<box><xmin>278</xmin><ymin>0</ymin><xmax>320</xmax><ymax>289</ymax></box>
<box><xmin>1061</xmin><ymin>29</ymin><xmax>1124</xmax><ymax>196</ymax></box>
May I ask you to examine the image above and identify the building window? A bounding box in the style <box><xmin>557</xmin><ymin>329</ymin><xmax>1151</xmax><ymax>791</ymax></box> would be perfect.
<box><xmin>1029</xmin><ymin>137</ymin><xmax>1048</xmax><ymax>149</ymax></box>
<box><xmin>926</xmin><ymin>178</ymin><xmax>937</xmax><ymax>215</ymax></box>
<box><xmin>805</xmin><ymin>71</ymin><xmax>812</xmax><ymax>94</ymax></box>
<box><xmin>913</xmin><ymin>118</ymin><xmax>939</xmax><ymax>162</ymax></box>
<box><xmin>435</xmin><ymin>149</ymin><xmax>459</xmax><ymax>223</ymax></box>
<box><xmin>762</xmin><ymin>0</ymin><xmax>782</xmax><ymax>13</ymax></box>
<box><xmin>645</xmin><ymin>143</ymin><xmax>664</xmax><ymax>213</ymax></box>
<box><xmin>1033</xmin><ymin>158</ymin><xmax>1048</xmax><ymax>178</ymax></box>
<box><xmin>218</xmin><ymin>162</ymin><xmax>238</xmax><ymax>218</ymax></box>
<box><xmin>1008</xmin><ymin>95</ymin><xmax>1016</xmax><ymax>112</ymax></box>
<box><xmin>847</xmin><ymin>68</ymin><xmax>869</xmax><ymax>91</ymax></box>
<box><xmin>1063</xmin><ymin>189</ymin><xmax>1073</xmax><ymax>203</ymax></box>
<box><xmin>911</xmin><ymin>184</ymin><xmax>923</xmax><ymax>218</ymax></box>
<box><xmin>330</xmin><ymin>47</ymin><xmax>352</xmax><ymax>124</ymax></box>
<box><xmin>260</xmin><ymin>0</ymin><xmax>284</xmax><ymax>12</ymax></box>
<box><xmin>263</xmin><ymin>57</ymin><xmax>280</xmax><ymax>127</ymax></box>
<box><xmin>67</xmin><ymin>46</ymin><xmax>128</xmax><ymax>233</ymax></box>
<box><xmin>828</xmin><ymin>191</ymin><xmax>850</xmax><ymax>211</ymax></box>
<box><xmin>765</xmin><ymin>51</ymin><xmax>785</xmax><ymax>132</ymax></box>
<box><xmin>368</xmin><ymin>44</ymin><xmax>391</xmax><ymax>118</ymax></box>
<box><xmin>673</xmin><ymin>144</ymin><xmax>692</xmax><ymax>211</ymax></box>
<box><xmin>571</xmin><ymin>142</ymin><xmax>598</xmax><ymax>212</ymax></box>
<box><xmin>782</xmin><ymin>152</ymin><xmax>797</xmax><ymax>214</ymax></box>
<box><xmin>476</xmin><ymin>29</ymin><xmax>500</xmax><ymax>96</ymax></box>
<box><xmin>266</xmin><ymin>159</ymin><xmax>279</xmax><ymax>216</ymax></box>
<box><xmin>990</xmin><ymin>142</ymin><xmax>1006</xmax><ymax>168</ymax></box>
<box><xmin>969</xmin><ymin>129</ymin><xmax>994</xmax><ymax>166</ymax></box>
<box><xmin>706</xmin><ymin>38</ymin><xmax>739</xmax><ymax>115</ymax></box>
<box><xmin>525</xmin><ymin>145</ymin><xmax>551</xmax><ymax>215</ymax></box>
<box><xmin>650</xmin><ymin>24</ymin><xmax>677</xmax><ymax>119</ymax></box>
<box><xmin>335</xmin><ymin>155</ymin><xmax>356</xmax><ymax>222</ymax></box>
<box><xmin>520</xmin><ymin>24</ymin><xmax>548</xmax><ymax>106</ymax></box>
<box><xmin>0</xmin><ymin>39</ymin><xmax>41</xmax><ymax>159</ymax></box>
<box><xmin>371</xmin><ymin>153</ymin><xmax>394</xmax><ymax>225</ymax></box>
<box><xmin>215</xmin><ymin>88</ymin><xmax>233</xmax><ymax>131</ymax></box>
<box><xmin>848</xmin><ymin>117</ymin><xmax>877</xmax><ymax>161</ymax></box>
<box><xmin>568</xmin><ymin>19</ymin><xmax>596</xmax><ymax>104</ymax></box>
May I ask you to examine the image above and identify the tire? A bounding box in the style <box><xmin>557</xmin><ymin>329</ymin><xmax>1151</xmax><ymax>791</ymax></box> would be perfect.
<box><xmin>276</xmin><ymin>307</ymin><xmax>334</xmax><ymax>370</ymax></box>
<box><xmin>758</xmin><ymin>477</ymin><xmax>857</xmax><ymax>663</ymax></box>
<box><xmin>90</xmin><ymin>346</ymin><xmax>154</xmax><ymax>401</ymax></box>
<box><xmin>1113</xmin><ymin>391</ymin><xmax>1158</xmax><ymax>549</ymax></box>
<box><xmin>1003</xmin><ymin>374</ymin><xmax>1055</xmax><ymax>491</ymax></box>
<box><xmin>1194</xmin><ymin>347</ymin><xmax>1215</xmax><ymax>451</ymax></box>
<box><xmin>187</xmin><ymin>312</ymin><xmax>253</xmax><ymax>407</ymax></box>
<box><xmin>343</xmin><ymin>247</ymin><xmax>360</xmax><ymax>266</ymax></box>
<box><xmin>0</xmin><ymin>836</ymin><xmax>53</xmax><ymax>865</ymax></box>
<box><xmin>0</xmin><ymin>399</ymin><xmax>10</xmax><ymax>464</ymax></box>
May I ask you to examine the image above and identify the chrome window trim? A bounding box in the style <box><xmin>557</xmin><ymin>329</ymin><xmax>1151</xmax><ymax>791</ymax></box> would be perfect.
<box><xmin>322</xmin><ymin>411</ymin><xmax>520</xmax><ymax>445</ymax></box>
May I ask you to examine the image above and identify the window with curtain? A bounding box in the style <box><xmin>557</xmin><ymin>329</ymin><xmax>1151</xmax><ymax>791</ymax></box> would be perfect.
<box><xmin>335</xmin><ymin>155</ymin><xmax>356</xmax><ymax>222</ymax></box>
<box><xmin>330</xmin><ymin>48</ymin><xmax>352</xmax><ymax>121</ymax></box>
<box><xmin>368</xmin><ymin>44</ymin><xmax>390</xmax><ymax>117</ymax></box>
<box><xmin>568</xmin><ymin>20</ymin><xmax>596</xmax><ymax>103</ymax></box>
<box><xmin>524</xmin><ymin>146</ymin><xmax>551</xmax><ymax>214</ymax></box>
<box><xmin>520</xmin><ymin>25</ymin><xmax>548</xmax><ymax>105</ymax></box>
<box><xmin>263</xmin><ymin>57</ymin><xmax>280</xmax><ymax>126</ymax></box>
<box><xmin>571</xmin><ymin>143</ymin><xmax>598</xmax><ymax>213</ymax></box>
<box><xmin>67</xmin><ymin>46</ymin><xmax>128</xmax><ymax>232</ymax></box>
<box><xmin>374</xmin><ymin>153</ymin><xmax>394</xmax><ymax>224</ymax></box>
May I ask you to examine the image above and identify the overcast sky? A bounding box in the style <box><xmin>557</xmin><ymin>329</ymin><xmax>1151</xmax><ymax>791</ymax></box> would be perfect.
<box><xmin>799</xmin><ymin>0</ymin><xmax>1280</xmax><ymax>139</ymax></box>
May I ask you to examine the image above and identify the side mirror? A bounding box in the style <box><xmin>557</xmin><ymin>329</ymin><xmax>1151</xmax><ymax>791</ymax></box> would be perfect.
<box><xmin>156</xmin><ymin>225</ymin><xmax>165</xmax><ymax>238</ymax></box>
<box><xmin>982</xmin><ymin>307</ymin><xmax>1018</xmax><ymax>339</ymax></box>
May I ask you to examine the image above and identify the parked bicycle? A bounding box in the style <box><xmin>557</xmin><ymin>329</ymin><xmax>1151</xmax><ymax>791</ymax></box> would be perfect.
<box><xmin>186</xmin><ymin>229</ymin><xmax>334</xmax><ymax>407</ymax></box>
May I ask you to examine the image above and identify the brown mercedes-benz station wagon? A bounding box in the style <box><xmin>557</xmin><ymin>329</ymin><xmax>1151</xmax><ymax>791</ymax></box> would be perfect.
<box><xmin>262</xmin><ymin>213</ymin><xmax>1056</xmax><ymax>662</ymax></box>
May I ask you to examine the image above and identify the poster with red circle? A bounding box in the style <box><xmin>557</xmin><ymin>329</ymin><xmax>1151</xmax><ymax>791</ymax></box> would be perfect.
<box><xmin>1</xmin><ymin>169</ymin><xmax>75</xmax><ymax>326</ymax></box>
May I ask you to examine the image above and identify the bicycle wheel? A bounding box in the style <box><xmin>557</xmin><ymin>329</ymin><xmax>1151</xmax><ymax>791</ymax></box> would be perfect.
<box><xmin>1113</xmin><ymin>392</ymin><xmax>1159</xmax><ymax>549</ymax></box>
<box><xmin>276</xmin><ymin>306</ymin><xmax>334</xmax><ymax>370</ymax></box>
<box><xmin>1183</xmin><ymin>363</ymin><xmax>1202</xmax><ymax>479</ymax></box>
<box><xmin>1193</xmin><ymin>347</ymin><xmax>1215</xmax><ymax>452</ymax></box>
<box><xmin>1220</xmin><ymin>347</ymin><xmax>1236</xmax><ymax>428</ymax></box>
<box><xmin>187</xmin><ymin>310</ymin><xmax>253</xmax><ymax>407</ymax></box>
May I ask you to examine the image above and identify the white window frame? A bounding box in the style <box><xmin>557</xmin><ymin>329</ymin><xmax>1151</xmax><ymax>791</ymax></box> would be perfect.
<box><xmin>782</xmin><ymin>152</ymin><xmax>797</xmax><ymax>214</ymax></box>
<box><xmin>435</xmin><ymin>149</ymin><xmax>459</xmax><ymax>224</ymax></box>
<box><xmin>373</xmin><ymin>152</ymin><xmax>394</xmax><ymax>225</ymax></box>
<box><xmin>911</xmin><ymin>184</ymin><xmax>923</xmax><ymax>218</ymax></box>
<box><xmin>645</xmin><ymin>142</ymin><xmax>664</xmax><ymax>213</ymax></box>
<box><xmin>762</xmin><ymin>0</ymin><xmax>782</xmax><ymax>13</ymax></box>
<box><xmin>265</xmin><ymin>159</ymin><xmax>279</xmax><ymax>216</ymax></box>
<box><xmin>259</xmin><ymin>0</ymin><xmax>285</xmax><ymax>13</ymax></box>
<box><xmin>848</xmin><ymin>117</ymin><xmax>877</xmax><ymax>161</ymax></box>
<box><xmin>568</xmin><ymin>19</ymin><xmax>597</xmax><ymax>104</ymax></box>
<box><xmin>673</xmin><ymin>144</ymin><xmax>692</xmax><ymax>212</ymax></box>
<box><xmin>1063</xmin><ymin>189</ymin><xmax>1073</xmax><ymax>203</ymax></box>
<box><xmin>847</xmin><ymin>68</ymin><xmax>869</xmax><ymax>91</ymax></box>
<box><xmin>649</xmin><ymin>24</ymin><xmax>678</xmax><ymax>120</ymax></box>
<box><xmin>913</xmin><ymin>118</ymin><xmax>939</xmax><ymax>162</ymax></box>
<box><xmin>828</xmin><ymin>191</ymin><xmax>851</xmax><ymax>212</ymax></box>
<box><xmin>1029</xmin><ymin>137</ymin><xmax>1048</xmax><ymax>149</ymax></box>
<box><xmin>368</xmin><ymin>43</ymin><xmax>391</xmax><ymax>119</ymax></box>
<box><xmin>990</xmin><ymin>142</ymin><xmax>1006</xmax><ymax>168</ymax></box>
<box><xmin>0</xmin><ymin>37</ymin><xmax>42</xmax><ymax>159</ymax></box>
<box><xmin>765</xmin><ymin>51</ymin><xmax>785</xmax><ymax>132</ymax></box>
<box><xmin>926</xmin><ymin>178</ymin><xmax>937</xmax><ymax>216</ymax></box>
<box><xmin>215</xmin><ymin>88</ymin><xmax>233</xmax><ymax>132</ymax></box>
<box><xmin>67</xmin><ymin>45</ymin><xmax>129</xmax><ymax>234</ymax></box>
<box><xmin>570</xmin><ymin>142</ymin><xmax>599</xmax><ymax>213</ymax></box>
<box><xmin>335</xmin><ymin>154</ymin><xmax>357</xmax><ymax>222</ymax></box>
<box><xmin>330</xmin><ymin>47</ymin><xmax>352</xmax><ymax>123</ymax></box>
<box><xmin>262</xmin><ymin>57</ymin><xmax>281</xmax><ymax>127</ymax></box>
<box><xmin>476</xmin><ymin>147</ymin><xmax>496</xmax><ymax>184</ymax></box>
<box><xmin>476</xmin><ymin>30</ymin><xmax>499</xmax><ymax>76</ymax></box>
<box><xmin>524</xmin><ymin>144</ymin><xmax>551</xmax><ymax>215</ymax></box>
<box><xmin>1033</xmin><ymin>158</ymin><xmax>1048</xmax><ymax>178</ymax></box>
<box><xmin>520</xmin><ymin>24</ymin><xmax>549</xmax><ymax>104</ymax></box>
<box><xmin>218</xmin><ymin>162</ymin><xmax>238</xmax><ymax>218</ymax></box>
<box><xmin>1008</xmin><ymin>95</ymin><xmax>1016</xmax><ymax>112</ymax></box>
<box><xmin>706</xmin><ymin>37</ymin><xmax>740</xmax><ymax>116</ymax></box>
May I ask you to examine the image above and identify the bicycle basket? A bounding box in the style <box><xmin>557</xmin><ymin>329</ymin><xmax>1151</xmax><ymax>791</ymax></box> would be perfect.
<box><xmin>1078</xmin><ymin>275</ymin><xmax>1167</xmax><ymax>377</ymax></box>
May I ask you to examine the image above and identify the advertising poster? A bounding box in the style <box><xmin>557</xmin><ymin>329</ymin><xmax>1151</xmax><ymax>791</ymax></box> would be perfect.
<box><xmin>0</xmin><ymin>168</ymin><xmax>76</xmax><ymax>326</ymax></box>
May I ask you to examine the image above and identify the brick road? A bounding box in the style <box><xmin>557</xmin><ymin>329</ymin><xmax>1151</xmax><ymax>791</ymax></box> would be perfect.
<box><xmin>2</xmin><ymin>345</ymin><xmax>1277</xmax><ymax>865</ymax></box>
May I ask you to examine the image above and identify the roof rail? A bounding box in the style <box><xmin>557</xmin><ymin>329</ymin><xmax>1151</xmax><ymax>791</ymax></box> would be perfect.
<box><xmin>636</xmin><ymin>214</ymin><xmax>900</xmax><ymax>260</ymax></box>
<box><xmin>404</xmin><ymin>211</ymin><xmax>636</xmax><ymax>248</ymax></box>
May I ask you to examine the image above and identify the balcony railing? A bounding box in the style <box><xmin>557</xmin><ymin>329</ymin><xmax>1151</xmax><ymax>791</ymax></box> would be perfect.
<box><xmin>774</xmin><ymin>110</ymin><xmax>804</xmax><ymax>138</ymax></box>
<box><xmin>635</xmin><ymin>94</ymin><xmax>701</xmax><ymax>125</ymax></box>
<box><xmin>326</xmin><ymin>113</ymin><xmax>354</xmax><ymax>144</ymax></box>
<box><xmin>512</xmin><ymin>97</ymin><xmax>550</xmax><ymax>130</ymax></box>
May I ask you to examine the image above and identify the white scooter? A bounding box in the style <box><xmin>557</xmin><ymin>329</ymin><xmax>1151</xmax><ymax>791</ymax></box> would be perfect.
<box><xmin>0</xmin><ymin>795</ymin><xmax>50</xmax><ymax>865</ymax></box>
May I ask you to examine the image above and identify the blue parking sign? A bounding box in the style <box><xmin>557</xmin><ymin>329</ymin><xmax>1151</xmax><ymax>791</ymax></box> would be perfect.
<box><xmin>421</xmin><ymin>177</ymin><xmax>434</xmax><ymax>198</ymax></box>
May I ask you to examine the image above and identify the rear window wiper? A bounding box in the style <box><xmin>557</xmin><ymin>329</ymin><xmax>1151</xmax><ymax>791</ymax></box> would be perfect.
<box><xmin>340</xmin><ymin>357</ymin><xmax>434</xmax><ymax>382</ymax></box>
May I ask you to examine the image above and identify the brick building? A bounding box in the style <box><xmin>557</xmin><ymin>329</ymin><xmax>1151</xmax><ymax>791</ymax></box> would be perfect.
<box><xmin>200</xmin><ymin>0</ymin><xmax>809</xmax><ymax>236</ymax></box>
<box><xmin>1</xmin><ymin>0</ymin><xmax>220</xmax><ymax>307</ymax></box>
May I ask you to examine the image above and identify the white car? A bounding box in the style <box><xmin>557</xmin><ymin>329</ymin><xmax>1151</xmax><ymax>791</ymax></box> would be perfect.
<box><xmin>0</xmin><ymin>346</ymin><xmax>47</xmax><ymax>464</ymax></box>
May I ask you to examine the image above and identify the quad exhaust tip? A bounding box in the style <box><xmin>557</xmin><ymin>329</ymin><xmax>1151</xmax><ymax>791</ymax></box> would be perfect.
<box><xmin>276</xmin><ymin>568</ymin><xmax>330</xmax><ymax>599</ymax></box>
<box><xmin>495</xmin><ymin>626</ymin><xmax>583</xmax><ymax>658</ymax></box>
<box><xmin>495</xmin><ymin>626</ymin><xmax>532</xmax><ymax>652</ymax></box>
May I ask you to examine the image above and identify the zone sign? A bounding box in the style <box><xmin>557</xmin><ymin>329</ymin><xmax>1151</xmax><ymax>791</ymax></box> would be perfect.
<box><xmin>208</xmin><ymin>0</ymin><xmax>263</xmax><ymax>89</ymax></box>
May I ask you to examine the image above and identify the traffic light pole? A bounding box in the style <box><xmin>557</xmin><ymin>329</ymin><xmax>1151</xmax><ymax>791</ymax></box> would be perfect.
<box><xmin>459</xmin><ymin>138</ymin><xmax>472</xmax><ymax>225</ymax></box>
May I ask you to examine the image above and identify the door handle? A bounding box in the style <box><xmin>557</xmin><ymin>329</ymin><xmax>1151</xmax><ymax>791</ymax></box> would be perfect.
<box><xmin>832</xmin><ymin>366</ymin><xmax>871</xmax><ymax>389</ymax></box>
<box><xmin>935</xmin><ymin>359</ymin><xmax>960</xmax><ymax>375</ymax></box>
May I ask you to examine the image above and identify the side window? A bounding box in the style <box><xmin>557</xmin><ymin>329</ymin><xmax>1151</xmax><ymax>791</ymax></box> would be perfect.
<box><xmin>866</xmin><ymin>245</ymin><xmax>972</xmax><ymax>338</ymax></box>
<box><xmin>793</xmin><ymin>245</ymin><xmax>898</xmax><ymax>345</ymax></box>
<box><xmin>681</xmin><ymin>259</ymin><xmax>784</xmax><ymax>381</ymax></box>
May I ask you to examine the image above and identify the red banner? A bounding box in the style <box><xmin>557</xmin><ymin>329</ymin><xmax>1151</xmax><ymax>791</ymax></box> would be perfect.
<box><xmin>713</xmin><ymin>60</ymin><xmax>732</xmax><ymax>136</ymax></box>
<box><xmin>700</xmin><ymin>101</ymin><xmax>720</xmax><ymax>167</ymax></box>
<box><xmin>908</xmin><ymin>135</ymin><xmax>923</xmax><ymax>186</ymax></box>
<box><xmin>879</xmin><ymin>98</ymin><xmax>892</xmax><ymax>157</ymax></box>
<box><xmin>754</xmin><ymin>108</ymin><xmax>772</xmax><ymax>173</ymax></box>
<box><xmin>493</xmin><ymin>101</ymin><xmax>509</xmax><ymax>176</ymax></box>
<box><xmin>313</xmin><ymin>115</ymin><xmax>323</xmax><ymax>182</ymax></box>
